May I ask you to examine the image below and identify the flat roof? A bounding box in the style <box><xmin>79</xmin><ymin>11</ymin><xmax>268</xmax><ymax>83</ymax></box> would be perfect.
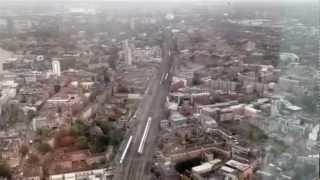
<box><xmin>226</xmin><ymin>160</ymin><xmax>250</xmax><ymax>172</ymax></box>
<box><xmin>220</xmin><ymin>166</ymin><xmax>235</xmax><ymax>173</ymax></box>
<box><xmin>209</xmin><ymin>159</ymin><xmax>222</xmax><ymax>166</ymax></box>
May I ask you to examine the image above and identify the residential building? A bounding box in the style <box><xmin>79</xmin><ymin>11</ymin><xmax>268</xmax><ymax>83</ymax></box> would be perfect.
<box><xmin>49</xmin><ymin>168</ymin><xmax>111</xmax><ymax>180</ymax></box>
<box><xmin>170</xmin><ymin>111</ymin><xmax>188</xmax><ymax>127</ymax></box>
<box><xmin>52</xmin><ymin>60</ymin><xmax>61</xmax><ymax>76</ymax></box>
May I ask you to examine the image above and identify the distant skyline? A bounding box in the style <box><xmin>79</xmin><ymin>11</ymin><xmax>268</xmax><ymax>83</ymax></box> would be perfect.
<box><xmin>0</xmin><ymin>0</ymin><xmax>317</xmax><ymax>2</ymax></box>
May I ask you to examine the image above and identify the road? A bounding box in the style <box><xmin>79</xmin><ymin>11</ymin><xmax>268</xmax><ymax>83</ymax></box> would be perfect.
<box><xmin>113</xmin><ymin>33</ymin><xmax>176</xmax><ymax>180</ymax></box>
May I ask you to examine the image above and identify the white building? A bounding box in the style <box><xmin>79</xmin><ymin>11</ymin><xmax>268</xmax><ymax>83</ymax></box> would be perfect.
<box><xmin>170</xmin><ymin>111</ymin><xmax>188</xmax><ymax>127</ymax></box>
<box><xmin>245</xmin><ymin>41</ymin><xmax>256</xmax><ymax>52</ymax></box>
<box><xmin>52</xmin><ymin>60</ymin><xmax>61</xmax><ymax>76</ymax></box>
<box><xmin>0</xmin><ymin>18</ymin><xmax>7</xmax><ymax>31</ymax></box>
<box><xmin>0</xmin><ymin>61</ymin><xmax>3</xmax><ymax>74</ymax></box>
<box><xmin>307</xmin><ymin>124</ymin><xmax>320</xmax><ymax>150</ymax></box>
<box><xmin>123</xmin><ymin>40</ymin><xmax>133</xmax><ymax>66</ymax></box>
<box><xmin>0</xmin><ymin>80</ymin><xmax>18</xmax><ymax>115</ymax></box>
<box><xmin>49</xmin><ymin>168</ymin><xmax>111</xmax><ymax>180</ymax></box>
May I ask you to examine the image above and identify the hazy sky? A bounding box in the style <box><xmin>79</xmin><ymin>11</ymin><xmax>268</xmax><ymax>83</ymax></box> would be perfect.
<box><xmin>0</xmin><ymin>0</ymin><xmax>317</xmax><ymax>2</ymax></box>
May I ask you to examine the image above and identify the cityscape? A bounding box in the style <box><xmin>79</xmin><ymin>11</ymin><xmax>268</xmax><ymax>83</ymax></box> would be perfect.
<box><xmin>0</xmin><ymin>0</ymin><xmax>319</xmax><ymax>180</ymax></box>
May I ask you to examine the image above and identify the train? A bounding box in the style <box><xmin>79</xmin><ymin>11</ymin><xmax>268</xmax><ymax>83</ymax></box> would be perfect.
<box><xmin>137</xmin><ymin>117</ymin><xmax>152</xmax><ymax>154</ymax></box>
<box><xmin>119</xmin><ymin>135</ymin><xmax>133</xmax><ymax>164</ymax></box>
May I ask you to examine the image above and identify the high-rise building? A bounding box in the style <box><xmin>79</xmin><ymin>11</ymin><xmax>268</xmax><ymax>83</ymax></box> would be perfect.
<box><xmin>123</xmin><ymin>40</ymin><xmax>133</xmax><ymax>66</ymax></box>
<box><xmin>0</xmin><ymin>18</ymin><xmax>8</xmax><ymax>32</ymax></box>
<box><xmin>317</xmin><ymin>28</ymin><xmax>320</xmax><ymax>113</ymax></box>
<box><xmin>52</xmin><ymin>60</ymin><xmax>61</xmax><ymax>76</ymax></box>
<box><xmin>0</xmin><ymin>61</ymin><xmax>3</xmax><ymax>74</ymax></box>
<box><xmin>130</xmin><ymin>18</ymin><xmax>135</xmax><ymax>31</ymax></box>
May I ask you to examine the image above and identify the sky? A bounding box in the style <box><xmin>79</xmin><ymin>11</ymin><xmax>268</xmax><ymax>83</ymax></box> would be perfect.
<box><xmin>0</xmin><ymin>0</ymin><xmax>317</xmax><ymax>2</ymax></box>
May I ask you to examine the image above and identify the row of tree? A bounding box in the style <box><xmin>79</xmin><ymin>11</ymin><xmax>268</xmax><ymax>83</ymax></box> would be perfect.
<box><xmin>54</xmin><ymin>120</ymin><xmax>123</xmax><ymax>153</ymax></box>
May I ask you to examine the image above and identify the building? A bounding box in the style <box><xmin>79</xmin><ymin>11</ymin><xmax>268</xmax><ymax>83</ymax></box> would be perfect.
<box><xmin>245</xmin><ymin>41</ymin><xmax>256</xmax><ymax>52</ymax></box>
<box><xmin>205</xmin><ymin>79</ymin><xmax>238</xmax><ymax>93</ymax></box>
<box><xmin>170</xmin><ymin>111</ymin><xmax>188</xmax><ymax>127</ymax></box>
<box><xmin>0</xmin><ymin>18</ymin><xmax>7</xmax><ymax>31</ymax></box>
<box><xmin>13</xmin><ymin>19</ymin><xmax>32</xmax><ymax>33</ymax></box>
<box><xmin>200</xmin><ymin>114</ymin><xmax>218</xmax><ymax>128</ymax></box>
<box><xmin>123</xmin><ymin>40</ymin><xmax>133</xmax><ymax>66</ymax></box>
<box><xmin>23</xmin><ymin>166</ymin><xmax>43</xmax><ymax>180</ymax></box>
<box><xmin>0</xmin><ymin>61</ymin><xmax>3</xmax><ymax>74</ymax></box>
<box><xmin>307</xmin><ymin>124</ymin><xmax>319</xmax><ymax>150</ymax></box>
<box><xmin>32</xmin><ymin>116</ymin><xmax>58</xmax><ymax>131</ymax></box>
<box><xmin>192</xmin><ymin>159</ymin><xmax>222</xmax><ymax>175</ymax></box>
<box><xmin>49</xmin><ymin>168</ymin><xmax>111</xmax><ymax>180</ymax></box>
<box><xmin>52</xmin><ymin>60</ymin><xmax>61</xmax><ymax>76</ymax></box>
<box><xmin>160</xmin><ymin>119</ymin><xmax>170</xmax><ymax>130</ymax></box>
<box><xmin>217</xmin><ymin>160</ymin><xmax>253</xmax><ymax>180</ymax></box>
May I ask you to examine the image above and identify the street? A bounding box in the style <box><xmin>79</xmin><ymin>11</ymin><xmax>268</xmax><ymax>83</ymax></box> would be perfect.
<box><xmin>113</xmin><ymin>33</ymin><xmax>175</xmax><ymax>180</ymax></box>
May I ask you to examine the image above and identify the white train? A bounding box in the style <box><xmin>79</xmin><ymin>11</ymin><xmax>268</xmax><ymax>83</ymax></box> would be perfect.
<box><xmin>164</xmin><ymin>73</ymin><xmax>169</xmax><ymax>80</ymax></box>
<box><xmin>137</xmin><ymin>117</ymin><xmax>152</xmax><ymax>154</ymax></box>
<box><xmin>119</xmin><ymin>135</ymin><xmax>133</xmax><ymax>164</ymax></box>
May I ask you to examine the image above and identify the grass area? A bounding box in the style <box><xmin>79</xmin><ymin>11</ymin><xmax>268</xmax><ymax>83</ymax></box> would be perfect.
<box><xmin>269</xmin><ymin>139</ymin><xmax>288</xmax><ymax>155</ymax></box>
<box><xmin>248</xmin><ymin>125</ymin><xmax>288</xmax><ymax>154</ymax></box>
<box><xmin>221</xmin><ymin>121</ymin><xmax>288</xmax><ymax>155</ymax></box>
<box><xmin>249</xmin><ymin>126</ymin><xmax>269</xmax><ymax>144</ymax></box>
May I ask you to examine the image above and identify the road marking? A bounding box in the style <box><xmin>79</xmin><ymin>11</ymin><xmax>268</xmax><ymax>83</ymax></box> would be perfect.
<box><xmin>134</xmin><ymin>133</ymin><xmax>139</xmax><ymax>143</ymax></box>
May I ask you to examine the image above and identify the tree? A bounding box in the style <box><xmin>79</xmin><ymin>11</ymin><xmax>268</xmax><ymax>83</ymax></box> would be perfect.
<box><xmin>19</xmin><ymin>144</ymin><xmax>29</xmax><ymax>158</ymax></box>
<box><xmin>54</xmin><ymin>84</ymin><xmax>61</xmax><ymax>93</ymax></box>
<box><xmin>89</xmin><ymin>138</ymin><xmax>107</xmax><ymax>153</ymax></box>
<box><xmin>109</xmin><ymin>129</ymin><xmax>123</xmax><ymax>146</ymax></box>
<box><xmin>117</xmin><ymin>84</ymin><xmax>130</xmax><ymax>93</ymax></box>
<box><xmin>0</xmin><ymin>160</ymin><xmax>11</xmax><ymax>178</ymax></box>
<box><xmin>294</xmin><ymin>163</ymin><xmax>318</xmax><ymax>180</ymax></box>
<box><xmin>57</xmin><ymin>135</ymin><xmax>76</xmax><ymax>147</ymax></box>
<box><xmin>190</xmin><ymin>32</ymin><xmax>205</xmax><ymax>45</ymax></box>
<box><xmin>70</xmin><ymin>120</ymin><xmax>89</xmax><ymax>136</ymax></box>
<box><xmin>101</xmin><ymin>68</ymin><xmax>110</xmax><ymax>84</ymax></box>
<box><xmin>76</xmin><ymin>136</ymin><xmax>89</xmax><ymax>149</ymax></box>
<box><xmin>192</xmin><ymin>72</ymin><xmax>202</xmax><ymax>86</ymax></box>
<box><xmin>27</xmin><ymin>153</ymin><xmax>40</xmax><ymax>165</ymax></box>
<box><xmin>27</xmin><ymin>110</ymin><xmax>36</xmax><ymax>122</ymax></box>
<box><xmin>109</xmin><ymin>56</ymin><xmax>117</xmax><ymax>70</ymax></box>
<box><xmin>37</xmin><ymin>128</ymin><xmax>51</xmax><ymax>138</ymax></box>
<box><xmin>36</xmin><ymin>142</ymin><xmax>51</xmax><ymax>155</ymax></box>
<box><xmin>249</xmin><ymin>127</ymin><xmax>268</xmax><ymax>144</ymax></box>
<box><xmin>20</xmin><ymin>95</ymin><xmax>27</xmax><ymax>103</ymax></box>
<box><xmin>301</xmin><ymin>94</ymin><xmax>317</xmax><ymax>113</ymax></box>
<box><xmin>97</xmin><ymin>120</ymin><xmax>111</xmax><ymax>134</ymax></box>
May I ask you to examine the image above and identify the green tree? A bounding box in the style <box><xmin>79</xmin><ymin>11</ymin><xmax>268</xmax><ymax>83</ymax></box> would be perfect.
<box><xmin>37</xmin><ymin>127</ymin><xmax>51</xmax><ymax>138</ymax></box>
<box><xmin>109</xmin><ymin>56</ymin><xmax>117</xmax><ymax>70</ymax></box>
<box><xmin>0</xmin><ymin>160</ymin><xmax>11</xmax><ymax>178</ymax></box>
<box><xmin>27</xmin><ymin>110</ymin><xmax>37</xmax><ymax>122</ymax></box>
<box><xmin>192</xmin><ymin>72</ymin><xmax>202</xmax><ymax>86</ymax></box>
<box><xmin>301</xmin><ymin>94</ymin><xmax>316</xmax><ymax>113</ymax></box>
<box><xmin>109</xmin><ymin>129</ymin><xmax>123</xmax><ymax>146</ymax></box>
<box><xmin>19</xmin><ymin>144</ymin><xmax>29</xmax><ymax>157</ymax></box>
<box><xmin>36</xmin><ymin>142</ymin><xmax>51</xmax><ymax>155</ymax></box>
<box><xmin>70</xmin><ymin>120</ymin><xmax>89</xmax><ymax>136</ymax></box>
<box><xmin>89</xmin><ymin>138</ymin><xmax>106</xmax><ymax>153</ymax></box>
<box><xmin>97</xmin><ymin>120</ymin><xmax>111</xmax><ymax>134</ymax></box>
<box><xmin>54</xmin><ymin>84</ymin><xmax>61</xmax><ymax>93</ymax></box>
<box><xmin>249</xmin><ymin>127</ymin><xmax>268</xmax><ymax>143</ymax></box>
<box><xmin>27</xmin><ymin>153</ymin><xmax>40</xmax><ymax>165</ymax></box>
<box><xmin>76</xmin><ymin>136</ymin><xmax>89</xmax><ymax>149</ymax></box>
